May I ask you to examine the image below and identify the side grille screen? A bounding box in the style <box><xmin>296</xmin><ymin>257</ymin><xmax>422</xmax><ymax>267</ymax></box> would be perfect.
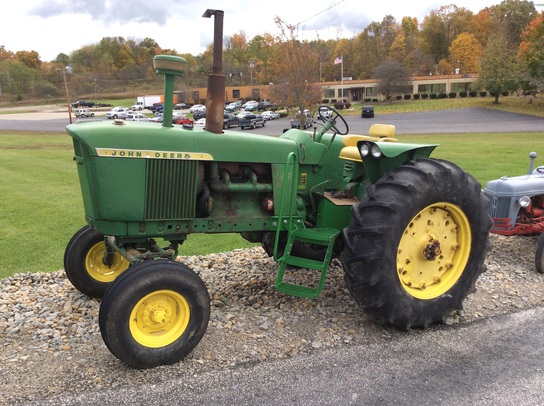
<box><xmin>145</xmin><ymin>159</ymin><xmax>198</xmax><ymax>220</ymax></box>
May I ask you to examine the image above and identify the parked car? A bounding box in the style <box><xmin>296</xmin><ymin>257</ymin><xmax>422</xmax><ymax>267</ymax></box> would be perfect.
<box><xmin>361</xmin><ymin>105</ymin><xmax>375</xmax><ymax>118</ymax></box>
<box><xmin>238</xmin><ymin>113</ymin><xmax>265</xmax><ymax>129</ymax></box>
<box><xmin>194</xmin><ymin>118</ymin><xmax>206</xmax><ymax>127</ymax></box>
<box><xmin>258</xmin><ymin>101</ymin><xmax>275</xmax><ymax>111</ymax></box>
<box><xmin>223</xmin><ymin>113</ymin><xmax>239</xmax><ymax>129</ymax></box>
<box><xmin>225</xmin><ymin>101</ymin><xmax>242</xmax><ymax>112</ymax></box>
<box><xmin>172</xmin><ymin>113</ymin><xmax>194</xmax><ymax>126</ymax></box>
<box><xmin>261</xmin><ymin>110</ymin><xmax>280</xmax><ymax>120</ymax></box>
<box><xmin>242</xmin><ymin>100</ymin><xmax>259</xmax><ymax>111</ymax></box>
<box><xmin>106</xmin><ymin>107</ymin><xmax>130</xmax><ymax>119</ymax></box>
<box><xmin>149</xmin><ymin>103</ymin><xmax>164</xmax><ymax>114</ymax></box>
<box><xmin>318</xmin><ymin>106</ymin><xmax>333</xmax><ymax>120</ymax></box>
<box><xmin>189</xmin><ymin>104</ymin><xmax>206</xmax><ymax>113</ymax></box>
<box><xmin>74</xmin><ymin>108</ymin><xmax>95</xmax><ymax>118</ymax></box>
<box><xmin>174</xmin><ymin>103</ymin><xmax>190</xmax><ymax>110</ymax></box>
<box><xmin>126</xmin><ymin>112</ymin><xmax>150</xmax><ymax>122</ymax></box>
<box><xmin>193</xmin><ymin>111</ymin><xmax>206</xmax><ymax>120</ymax></box>
<box><xmin>71</xmin><ymin>100</ymin><xmax>95</xmax><ymax>108</ymax></box>
<box><xmin>290</xmin><ymin>109</ymin><xmax>314</xmax><ymax>129</ymax></box>
<box><xmin>236</xmin><ymin>111</ymin><xmax>251</xmax><ymax>120</ymax></box>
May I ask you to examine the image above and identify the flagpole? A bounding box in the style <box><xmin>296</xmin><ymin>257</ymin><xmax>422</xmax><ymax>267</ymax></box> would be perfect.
<box><xmin>341</xmin><ymin>54</ymin><xmax>344</xmax><ymax>100</ymax></box>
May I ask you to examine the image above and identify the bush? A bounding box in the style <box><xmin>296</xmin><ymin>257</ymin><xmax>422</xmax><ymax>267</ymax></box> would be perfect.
<box><xmin>430</xmin><ymin>93</ymin><xmax>438</xmax><ymax>99</ymax></box>
<box><xmin>364</xmin><ymin>98</ymin><xmax>371</xmax><ymax>103</ymax></box>
<box><xmin>372</xmin><ymin>98</ymin><xmax>378</xmax><ymax>103</ymax></box>
<box><xmin>395</xmin><ymin>95</ymin><xmax>402</xmax><ymax>100</ymax></box>
<box><xmin>331</xmin><ymin>99</ymin><xmax>337</xmax><ymax>104</ymax></box>
<box><xmin>479</xmin><ymin>91</ymin><xmax>487</xmax><ymax>97</ymax></box>
<box><xmin>322</xmin><ymin>99</ymin><xmax>329</xmax><ymax>104</ymax></box>
<box><xmin>403</xmin><ymin>94</ymin><xmax>411</xmax><ymax>100</ymax></box>
<box><xmin>438</xmin><ymin>92</ymin><xmax>448</xmax><ymax>99</ymax></box>
<box><xmin>413</xmin><ymin>94</ymin><xmax>420</xmax><ymax>100</ymax></box>
<box><xmin>421</xmin><ymin>94</ymin><xmax>429</xmax><ymax>99</ymax></box>
<box><xmin>469</xmin><ymin>91</ymin><xmax>478</xmax><ymax>97</ymax></box>
<box><xmin>333</xmin><ymin>101</ymin><xmax>345</xmax><ymax>109</ymax></box>
<box><xmin>448</xmin><ymin>92</ymin><xmax>457</xmax><ymax>98</ymax></box>
<box><xmin>459</xmin><ymin>91</ymin><xmax>468</xmax><ymax>97</ymax></box>
<box><xmin>501</xmin><ymin>90</ymin><xmax>509</xmax><ymax>96</ymax></box>
<box><xmin>344</xmin><ymin>102</ymin><xmax>352</xmax><ymax>109</ymax></box>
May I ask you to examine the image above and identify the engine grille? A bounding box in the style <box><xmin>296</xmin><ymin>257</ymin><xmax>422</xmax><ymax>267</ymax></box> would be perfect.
<box><xmin>145</xmin><ymin>159</ymin><xmax>198</xmax><ymax>220</ymax></box>
<box><xmin>485</xmin><ymin>193</ymin><xmax>512</xmax><ymax>218</ymax></box>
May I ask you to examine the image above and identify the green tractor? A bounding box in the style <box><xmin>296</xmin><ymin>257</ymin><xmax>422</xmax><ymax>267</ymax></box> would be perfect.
<box><xmin>64</xmin><ymin>10</ymin><xmax>491</xmax><ymax>368</ymax></box>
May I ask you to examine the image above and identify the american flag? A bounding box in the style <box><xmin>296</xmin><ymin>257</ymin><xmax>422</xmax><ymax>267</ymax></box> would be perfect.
<box><xmin>334</xmin><ymin>55</ymin><xmax>342</xmax><ymax>65</ymax></box>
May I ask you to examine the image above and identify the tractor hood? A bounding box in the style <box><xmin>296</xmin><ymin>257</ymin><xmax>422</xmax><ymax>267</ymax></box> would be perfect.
<box><xmin>67</xmin><ymin>120</ymin><xmax>298</xmax><ymax>164</ymax></box>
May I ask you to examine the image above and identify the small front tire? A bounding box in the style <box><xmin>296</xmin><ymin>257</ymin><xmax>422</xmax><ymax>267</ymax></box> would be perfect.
<box><xmin>64</xmin><ymin>226</ymin><xmax>130</xmax><ymax>298</ymax></box>
<box><xmin>99</xmin><ymin>260</ymin><xmax>210</xmax><ymax>369</ymax></box>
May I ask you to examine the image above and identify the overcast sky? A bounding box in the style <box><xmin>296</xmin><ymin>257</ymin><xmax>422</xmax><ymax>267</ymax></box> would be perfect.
<box><xmin>2</xmin><ymin>0</ymin><xmax>540</xmax><ymax>62</ymax></box>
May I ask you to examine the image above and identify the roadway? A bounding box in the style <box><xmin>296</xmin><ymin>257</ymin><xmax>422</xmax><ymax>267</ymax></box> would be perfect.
<box><xmin>1</xmin><ymin>107</ymin><xmax>543</xmax><ymax>134</ymax></box>
<box><xmin>31</xmin><ymin>307</ymin><xmax>544</xmax><ymax>405</ymax></box>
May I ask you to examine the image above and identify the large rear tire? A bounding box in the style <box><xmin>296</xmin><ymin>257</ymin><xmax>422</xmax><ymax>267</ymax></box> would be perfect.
<box><xmin>99</xmin><ymin>260</ymin><xmax>210</xmax><ymax>368</ymax></box>
<box><xmin>341</xmin><ymin>159</ymin><xmax>491</xmax><ymax>329</ymax></box>
<box><xmin>64</xmin><ymin>226</ymin><xmax>130</xmax><ymax>298</ymax></box>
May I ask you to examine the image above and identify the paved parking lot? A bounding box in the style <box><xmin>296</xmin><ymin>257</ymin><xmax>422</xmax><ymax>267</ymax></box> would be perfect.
<box><xmin>0</xmin><ymin>107</ymin><xmax>542</xmax><ymax>134</ymax></box>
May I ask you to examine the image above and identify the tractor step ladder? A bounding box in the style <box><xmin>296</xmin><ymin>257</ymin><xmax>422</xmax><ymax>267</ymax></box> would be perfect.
<box><xmin>275</xmin><ymin>227</ymin><xmax>340</xmax><ymax>299</ymax></box>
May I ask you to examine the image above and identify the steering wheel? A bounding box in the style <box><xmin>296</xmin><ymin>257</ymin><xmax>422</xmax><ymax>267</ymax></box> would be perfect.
<box><xmin>317</xmin><ymin>105</ymin><xmax>349</xmax><ymax>135</ymax></box>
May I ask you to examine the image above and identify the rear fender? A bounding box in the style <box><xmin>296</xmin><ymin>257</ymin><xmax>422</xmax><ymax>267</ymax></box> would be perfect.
<box><xmin>357</xmin><ymin>141</ymin><xmax>438</xmax><ymax>183</ymax></box>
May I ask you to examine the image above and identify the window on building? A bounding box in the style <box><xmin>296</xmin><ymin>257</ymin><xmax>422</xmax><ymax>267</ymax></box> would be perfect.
<box><xmin>417</xmin><ymin>83</ymin><xmax>446</xmax><ymax>94</ymax></box>
<box><xmin>451</xmin><ymin>82</ymin><xmax>472</xmax><ymax>92</ymax></box>
<box><xmin>232</xmin><ymin>89</ymin><xmax>240</xmax><ymax>99</ymax></box>
<box><xmin>191</xmin><ymin>91</ymin><xmax>200</xmax><ymax>104</ymax></box>
<box><xmin>324</xmin><ymin>89</ymin><xmax>335</xmax><ymax>98</ymax></box>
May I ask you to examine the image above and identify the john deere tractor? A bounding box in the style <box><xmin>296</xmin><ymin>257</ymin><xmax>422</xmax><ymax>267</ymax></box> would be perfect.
<box><xmin>63</xmin><ymin>10</ymin><xmax>491</xmax><ymax>368</ymax></box>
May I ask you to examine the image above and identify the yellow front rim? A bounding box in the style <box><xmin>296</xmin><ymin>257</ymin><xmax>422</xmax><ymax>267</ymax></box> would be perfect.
<box><xmin>85</xmin><ymin>242</ymin><xmax>130</xmax><ymax>283</ymax></box>
<box><xmin>397</xmin><ymin>202</ymin><xmax>471</xmax><ymax>300</ymax></box>
<box><xmin>129</xmin><ymin>290</ymin><xmax>190</xmax><ymax>348</ymax></box>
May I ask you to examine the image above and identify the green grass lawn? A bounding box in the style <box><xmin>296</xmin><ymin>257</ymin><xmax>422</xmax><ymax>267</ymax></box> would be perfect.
<box><xmin>1</xmin><ymin>99</ymin><xmax>543</xmax><ymax>279</ymax></box>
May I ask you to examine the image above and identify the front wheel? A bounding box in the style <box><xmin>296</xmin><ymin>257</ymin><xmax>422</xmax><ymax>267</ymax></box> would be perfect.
<box><xmin>64</xmin><ymin>226</ymin><xmax>130</xmax><ymax>298</ymax></box>
<box><xmin>341</xmin><ymin>159</ymin><xmax>491</xmax><ymax>329</ymax></box>
<box><xmin>99</xmin><ymin>260</ymin><xmax>210</xmax><ymax>368</ymax></box>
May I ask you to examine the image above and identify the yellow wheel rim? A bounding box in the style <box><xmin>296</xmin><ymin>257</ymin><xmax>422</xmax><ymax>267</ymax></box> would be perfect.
<box><xmin>85</xmin><ymin>242</ymin><xmax>130</xmax><ymax>283</ymax></box>
<box><xmin>397</xmin><ymin>202</ymin><xmax>471</xmax><ymax>300</ymax></box>
<box><xmin>129</xmin><ymin>290</ymin><xmax>190</xmax><ymax>348</ymax></box>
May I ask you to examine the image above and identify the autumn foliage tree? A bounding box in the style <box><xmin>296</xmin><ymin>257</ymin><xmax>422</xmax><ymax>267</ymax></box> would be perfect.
<box><xmin>518</xmin><ymin>12</ymin><xmax>544</xmax><ymax>92</ymax></box>
<box><xmin>449</xmin><ymin>32</ymin><xmax>483</xmax><ymax>74</ymax></box>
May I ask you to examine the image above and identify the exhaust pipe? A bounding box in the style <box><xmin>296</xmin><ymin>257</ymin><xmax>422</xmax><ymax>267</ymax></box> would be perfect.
<box><xmin>203</xmin><ymin>9</ymin><xmax>226</xmax><ymax>134</ymax></box>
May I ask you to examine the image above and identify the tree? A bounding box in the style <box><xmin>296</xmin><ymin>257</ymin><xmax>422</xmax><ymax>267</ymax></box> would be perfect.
<box><xmin>375</xmin><ymin>60</ymin><xmax>411</xmax><ymax>100</ymax></box>
<box><xmin>267</xmin><ymin>17</ymin><xmax>321</xmax><ymax>122</ymax></box>
<box><xmin>488</xmin><ymin>0</ymin><xmax>537</xmax><ymax>46</ymax></box>
<box><xmin>449</xmin><ymin>33</ymin><xmax>483</xmax><ymax>74</ymax></box>
<box><xmin>473</xmin><ymin>33</ymin><xmax>519</xmax><ymax>103</ymax></box>
<box><xmin>518</xmin><ymin>12</ymin><xmax>544</xmax><ymax>92</ymax></box>
<box><xmin>15</xmin><ymin>50</ymin><xmax>42</xmax><ymax>70</ymax></box>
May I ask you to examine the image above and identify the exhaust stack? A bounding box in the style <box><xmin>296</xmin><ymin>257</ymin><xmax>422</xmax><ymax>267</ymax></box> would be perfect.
<box><xmin>203</xmin><ymin>9</ymin><xmax>226</xmax><ymax>134</ymax></box>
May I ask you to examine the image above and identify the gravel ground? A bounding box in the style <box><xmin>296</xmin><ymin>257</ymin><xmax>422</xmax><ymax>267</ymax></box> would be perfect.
<box><xmin>1</xmin><ymin>233</ymin><xmax>544</xmax><ymax>405</ymax></box>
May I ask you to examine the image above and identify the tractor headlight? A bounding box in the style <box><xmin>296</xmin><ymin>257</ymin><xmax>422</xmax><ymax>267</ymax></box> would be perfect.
<box><xmin>360</xmin><ymin>143</ymin><xmax>370</xmax><ymax>157</ymax></box>
<box><xmin>371</xmin><ymin>144</ymin><xmax>382</xmax><ymax>158</ymax></box>
<box><xmin>518</xmin><ymin>196</ymin><xmax>531</xmax><ymax>208</ymax></box>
